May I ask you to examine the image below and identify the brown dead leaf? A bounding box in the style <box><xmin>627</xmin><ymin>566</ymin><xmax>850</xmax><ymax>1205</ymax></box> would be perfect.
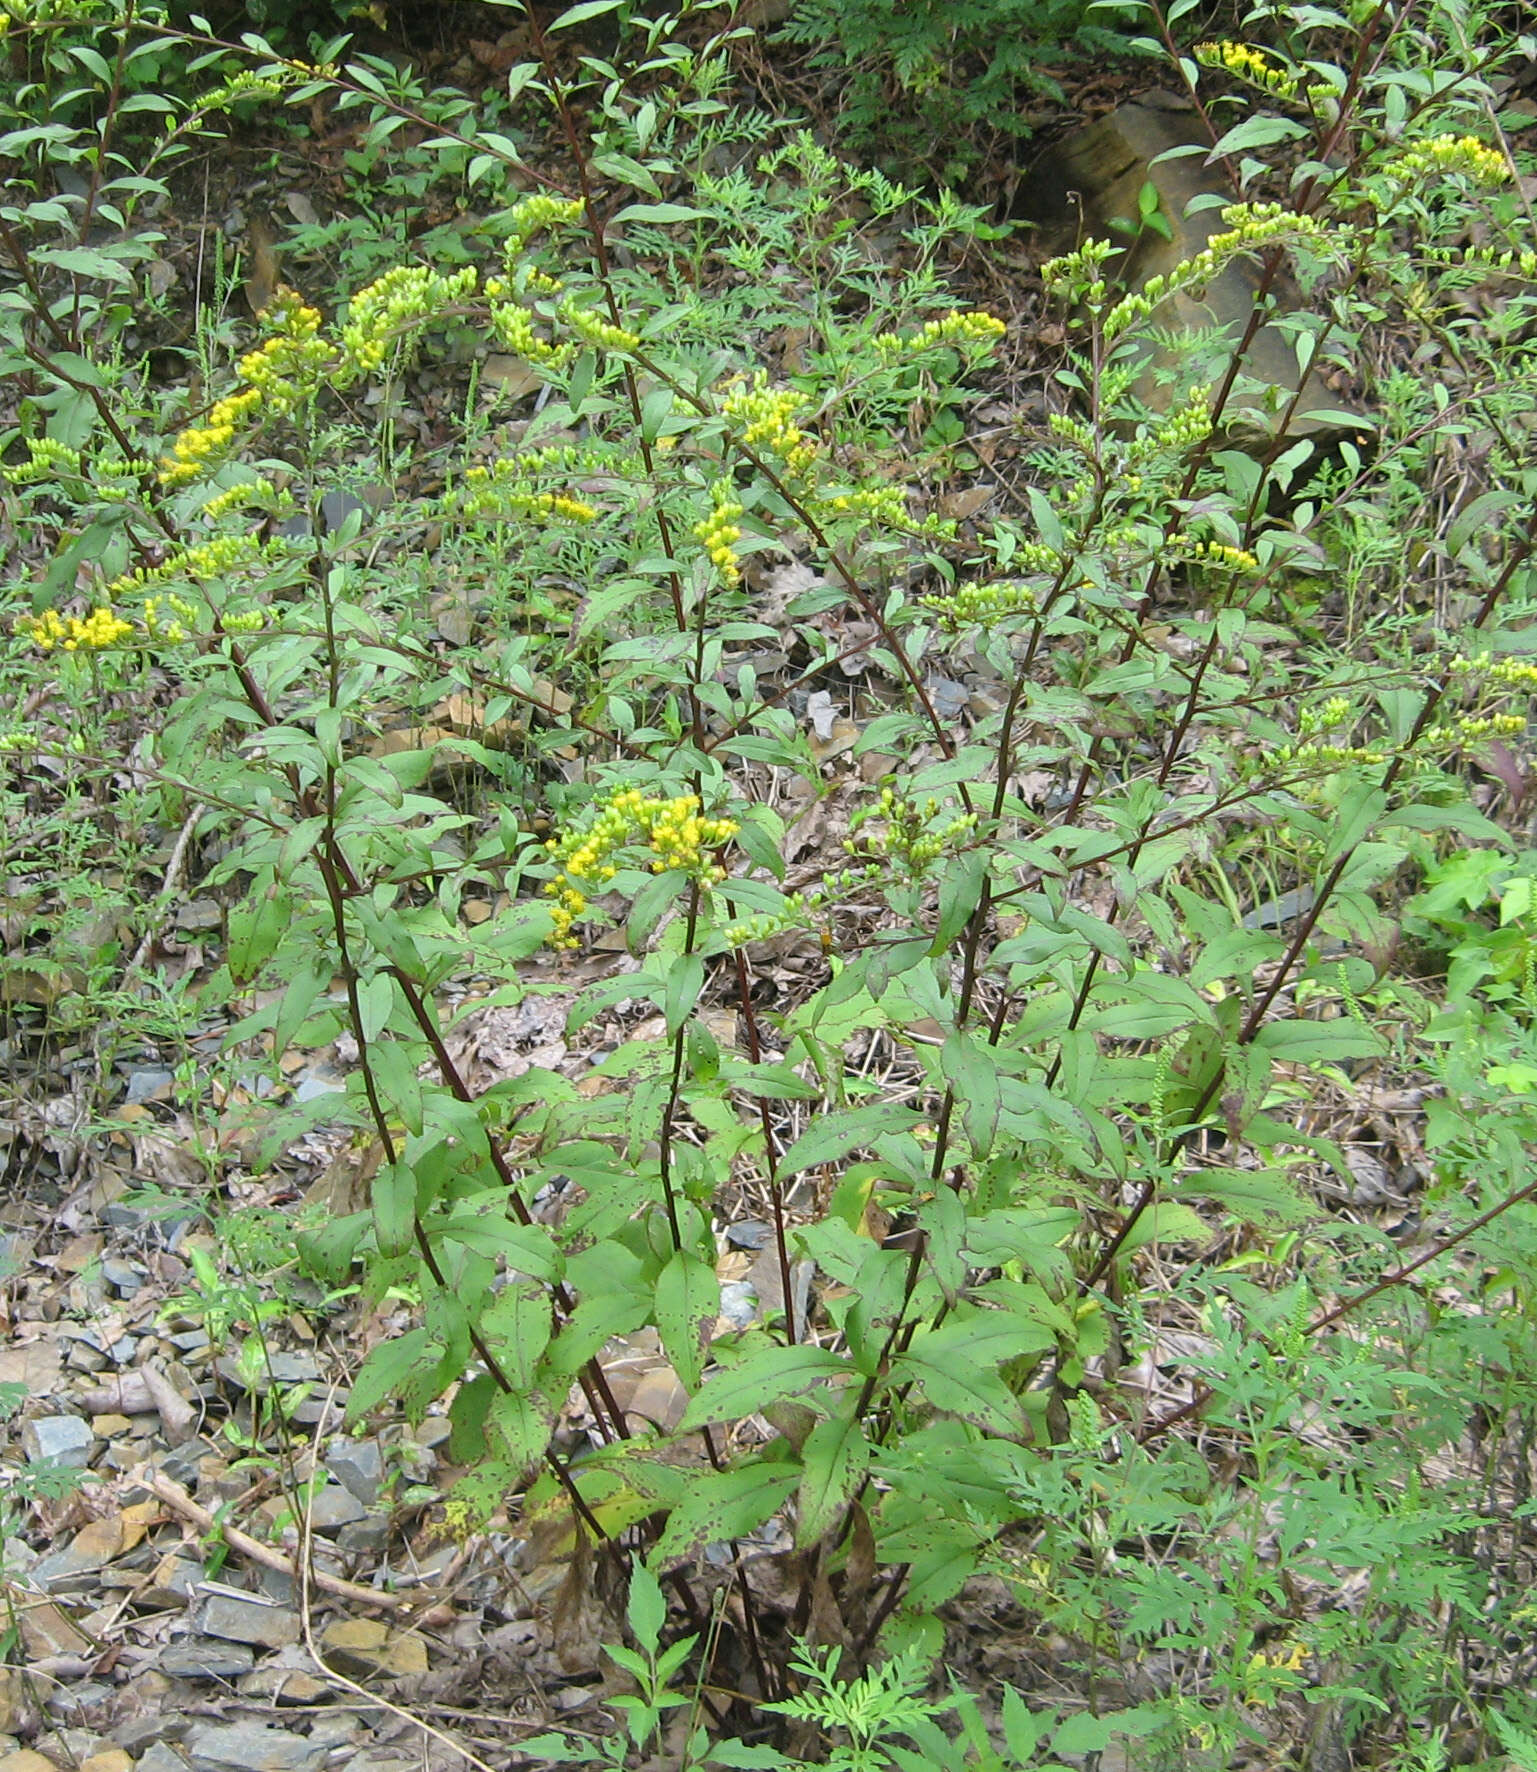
<box><xmin>482</xmin><ymin>354</ymin><xmax>544</xmax><ymax>400</ymax></box>
<box><xmin>243</xmin><ymin>216</ymin><xmax>281</xmax><ymax>315</ymax></box>
<box><xmin>938</xmin><ymin>484</ymin><xmax>996</xmax><ymax>522</ymax></box>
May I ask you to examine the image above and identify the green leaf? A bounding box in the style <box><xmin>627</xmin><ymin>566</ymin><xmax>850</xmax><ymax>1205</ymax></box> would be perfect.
<box><xmin>933</xmin><ymin>849</ymin><xmax>987</xmax><ymax>949</ymax></box>
<box><xmin>964</xmin><ymin>1207</ymin><xmax>1080</xmax><ymax>1275</ymax></box>
<box><xmin>367</xmin><ymin>1039</ymin><xmax>423</xmax><ymax>1135</ymax></box>
<box><xmin>481</xmin><ymin>1281</ymin><xmax>552</xmax><ymax>1388</ymax></box>
<box><xmin>273</xmin><ymin>963</ymin><xmax>330</xmax><ymax>1057</ymax></box>
<box><xmin>1051</xmin><ymin>1707</ymin><xmax>1165</xmax><ymax>1756</ymax></box>
<box><xmin>626</xmin><ymin>1562</ymin><xmax>667</xmax><ymax>1654</ymax></box>
<box><xmin>888</xmin><ymin>1347</ymin><xmax>1029</xmax><ymax>1437</ymax></box>
<box><xmin>355</xmin><ymin>972</ymin><xmax>395</xmax><ymax>1045</ymax></box>
<box><xmin>777</xmin><ymin>1102</ymin><xmax>923</xmax><ymax>1176</ymax></box>
<box><xmin>650</xmin><ymin>1460</ymin><xmax>799</xmax><ymax>1566</ymax></box>
<box><xmin>904</xmin><ymin>1536</ymin><xmax>983</xmax><ymax>1609</ymax></box>
<box><xmin>678</xmin><ymin>1344</ymin><xmax>848</xmax><ymax>1431</ymax></box>
<box><xmin>940</xmin><ymin>1030</ymin><xmax>1002</xmax><ymax>1160</ymax></box>
<box><xmin>1253</xmin><ymin>1016</ymin><xmax>1383</xmax><ymax>1064</ymax></box>
<box><xmin>346</xmin><ymin>1328</ymin><xmax>438</xmax><ymax>1424</ymax></box>
<box><xmin>794</xmin><ymin>1410</ymin><xmax>869</xmax><ymax>1547</ymax></box>
<box><xmin>616</xmin><ymin>202</ymin><xmax>712</xmax><ymax>224</ymax></box>
<box><xmin>664</xmin><ymin>952</ymin><xmax>705</xmax><ymax>1039</ymax></box>
<box><xmin>908</xmin><ymin>1308</ymin><xmax>1057</xmax><ymax>1369</ymax></box>
<box><xmin>226</xmin><ymin>872</ymin><xmax>290</xmax><ymax>984</ymax></box>
<box><xmin>1210</xmin><ymin>113</ymin><xmax>1310</xmax><ymax>155</ymax></box>
<box><xmin>433</xmin><ymin>1203</ymin><xmax>564</xmax><ymax>1280</ymax></box>
<box><xmin>865</xmin><ymin>936</ymin><xmax>931</xmax><ymax>996</ymax></box>
<box><xmin>34</xmin><ymin>245</ymin><xmax>137</xmax><ymax>286</ymax></box>
<box><xmin>550</xmin><ymin>0</ymin><xmax>624</xmax><ymax>26</ymax></box>
<box><xmin>449</xmin><ymin>1371</ymin><xmax>496</xmax><ymax>1463</ymax></box>
<box><xmin>1172</xmin><ymin>1166</ymin><xmax>1310</xmax><ymax>1228</ymax></box>
<box><xmin>489</xmin><ymin>1386</ymin><xmax>554</xmax><ymax>1476</ymax></box>
<box><xmin>372</xmin><ymin>1161</ymin><xmax>417</xmax><ymax>1259</ymax></box>
<box><xmin>916</xmin><ymin>1187</ymin><xmax>969</xmax><ymax>1306</ymax></box>
<box><xmin>590</xmin><ymin>149</ymin><xmax>661</xmax><ymax>198</ymax></box>
<box><xmin>295</xmin><ymin>1211</ymin><xmax>367</xmax><ymax>1287</ymax></box>
<box><xmin>1116</xmin><ymin>1203</ymin><xmax>1211</xmax><ymax>1254</ymax></box>
<box><xmin>654</xmin><ymin>1248</ymin><xmax>718</xmax><ymax>1392</ymax></box>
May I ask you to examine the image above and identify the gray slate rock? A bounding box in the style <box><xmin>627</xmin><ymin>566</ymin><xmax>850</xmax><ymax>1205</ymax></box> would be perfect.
<box><xmin>336</xmin><ymin>1516</ymin><xmax>391</xmax><ymax>1557</ymax></box>
<box><xmin>198</xmin><ymin>1591</ymin><xmax>300</xmax><ymax>1649</ymax></box>
<box><xmin>305</xmin><ymin>1482</ymin><xmax>366</xmax><ymax>1534</ymax></box>
<box><xmin>160</xmin><ymin>1638</ymin><xmax>258</xmax><ymax>1680</ymax></box>
<box><xmin>22</xmin><ymin>1415</ymin><xmax>95</xmax><ymax>1467</ymax></box>
<box><xmin>186</xmin><ymin>1721</ymin><xmax>328</xmax><ymax>1772</ymax></box>
<box><xmin>325</xmin><ymin>1436</ymin><xmax>384</xmax><ymax>1505</ymax></box>
<box><xmin>138</xmin><ymin>1745</ymin><xmax>193</xmax><ymax>1772</ymax></box>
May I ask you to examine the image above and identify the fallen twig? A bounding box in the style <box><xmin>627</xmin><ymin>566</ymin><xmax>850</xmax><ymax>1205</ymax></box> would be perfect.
<box><xmin>143</xmin><ymin>1468</ymin><xmax>413</xmax><ymax>1615</ymax></box>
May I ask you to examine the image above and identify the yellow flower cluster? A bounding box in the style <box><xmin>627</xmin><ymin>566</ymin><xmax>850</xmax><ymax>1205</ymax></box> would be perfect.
<box><xmin>191</xmin><ymin>71</ymin><xmax>286</xmax><ymax>116</ymax></box>
<box><xmin>160</xmin><ymin>387</ymin><xmax>261</xmax><ymax>487</ymax></box>
<box><xmin>1155</xmin><ymin>386</ymin><xmax>1215</xmax><ymax>452</ymax></box>
<box><xmin>1392</xmin><ymin>134</ymin><xmax>1508</xmax><ymax>189</ymax></box>
<box><xmin>1269</xmin><ymin>741</ymin><xmax>1388</xmax><ymax>771</ymax></box>
<box><xmin>1422</xmin><ymin>713</ymin><xmax>1527</xmax><ymax>748</ymax></box>
<box><xmin>1433</xmin><ymin>244</ymin><xmax>1537</xmax><ymax>282</ymax></box>
<box><xmin>105</xmin><ymin>533</ymin><xmax>285</xmax><ymax>601</ymax></box>
<box><xmin>1096</xmin><ymin>205</ymin><xmax>1326</xmax><ymax>339</ymax></box>
<box><xmin>160</xmin><ymin>289</ymin><xmax>331</xmax><ymax>486</ymax></box>
<box><xmin>201</xmin><ymin>477</ymin><xmax>280</xmax><ymax>520</ymax></box>
<box><xmin>1047</xmin><ymin>411</ymin><xmax>1095</xmax><ymax>452</ymax></box>
<box><xmin>23</xmin><ymin>606</ymin><xmax>133</xmax><ymax>651</ymax></box>
<box><xmin>1449</xmin><ymin>652</ymin><xmax>1537</xmax><ymax>692</ymax></box>
<box><xmin>1299</xmin><ymin>695</ymin><xmax>1353</xmax><ymax>737</ymax></box>
<box><xmin>1178</xmin><ymin>539</ymin><xmax>1259</xmax><ymax>574</ymax></box>
<box><xmin>1039</xmin><ymin>237</ymin><xmax>1117</xmax><ymax>302</ymax></box>
<box><xmin>557</xmin><ymin>300</ymin><xmax>640</xmax><ymax>354</ymax></box>
<box><xmin>821</xmin><ymin>484</ymin><xmax>910</xmax><ymax>526</ymax></box>
<box><xmin>1195</xmin><ymin>40</ymin><xmax>1300</xmax><ymax>102</ymax></box>
<box><xmin>694</xmin><ymin>486</ymin><xmax>745</xmax><ymax>586</ymax></box>
<box><xmin>142</xmin><ymin>594</ymin><xmax>199</xmax><ymax>643</ymax></box>
<box><xmin>923</xmin><ymin>578</ymin><xmax>1041</xmax><ymax>628</ymax></box>
<box><xmin>450</xmin><ymin>467</ymin><xmax>597</xmax><ymax>525</ymax></box>
<box><xmin>542</xmin><ymin>788</ymin><xmax>739</xmax><ymax>950</ymax></box>
<box><xmin>872</xmin><ymin>309</ymin><xmax>1006</xmax><ymax>359</ymax></box>
<box><xmin>4</xmin><ymin>443</ymin><xmax>140</xmax><ymax>501</ymax></box>
<box><xmin>846</xmin><ymin>786</ymin><xmax>976</xmax><ymax>873</ymax></box>
<box><xmin>721</xmin><ymin>371</ymin><xmax>818</xmax><ymax>479</ymax></box>
<box><xmin>504</xmin><ymin>194</ymin><xmax>585</xmax><ymax>255</ymax></box>
<box><xmin>340</xmin><ymin>264</ymin><xmax>478</xmax><ymax>378</ymax></box>
<box><xmin>238</xmin><ymin>289</ymin><xmax>333</xmax><ymax>406</ymax></box>
<box><xmin>488</xmin><ymin>300</ymin><xmax>574</xmax><ymax>368</ymax></box>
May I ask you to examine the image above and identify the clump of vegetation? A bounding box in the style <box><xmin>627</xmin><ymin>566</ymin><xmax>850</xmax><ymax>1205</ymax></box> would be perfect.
<box><xmin>772</xmin><ymin>0</ymin><xmax>1147</xmax><ymax>183</ymax></box>
<box><xmin>2</xmin><ymin>0</ymin><xmax>1536</xmax><ymax>1764</ymax></box>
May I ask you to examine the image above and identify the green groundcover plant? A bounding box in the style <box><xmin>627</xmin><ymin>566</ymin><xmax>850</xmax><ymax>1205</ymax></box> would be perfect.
<box><xmin>3</xmin><ymin>0</ymin><xmax>1537</xmax><ymax>1764</ymax></box>
<box><xmin>771</xmin><ymin>0</ymin><xmax>1147</xmax><ymax>183</ymax></box>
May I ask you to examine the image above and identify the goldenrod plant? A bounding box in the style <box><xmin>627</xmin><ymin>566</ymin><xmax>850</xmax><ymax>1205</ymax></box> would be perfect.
<box><xmin>3</xmin><ymin>0</ymin><xmax>1537</xmax><ymax>1763</ymax></box>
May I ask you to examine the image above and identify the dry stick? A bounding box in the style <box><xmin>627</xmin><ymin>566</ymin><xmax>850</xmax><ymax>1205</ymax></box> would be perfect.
<box><xmin>287</xmin><ymin>1404</ymin><xmax>510</xmax><ymax>1772</ymax></box>
<box><xmin>145</xmin><ymin>1469</ymin><xmax>412</xmax><ymax>1614</ymax></box>
<box><xmin>124</xmin><ymin>801</ymin><xmax>208</xmax><ymax>977</ymax></box>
